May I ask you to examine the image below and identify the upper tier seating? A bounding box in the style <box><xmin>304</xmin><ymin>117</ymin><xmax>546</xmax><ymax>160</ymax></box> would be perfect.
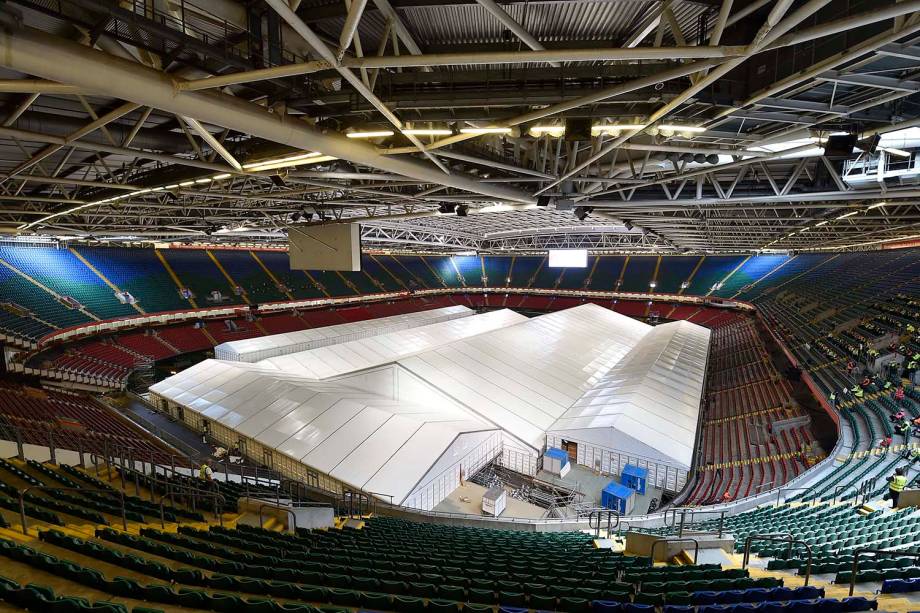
<box><xmin>0</xmin><ymin>245</ymin><xmax>138</xmax><ymax>321</ymax></box>
<box><xmin>159</xmin><ymin>249</ymin><xmax>245</xmax><ymax>306</ymax></box>
<box><xmin>75</xmin><ymin>246</ymin><xmax>189</xmax><ymax>313</ymax></box>
<box><xmin>211</xmin><ymin>250</ymin><xmax>288</xmax><ymax>303</ymax></box>
<box><xmin>6</xmin><ymin>246</ymin><xmax>915</xmax><ymax>341</ymax></box>
<box><xmin>686</xmin><ymin>256</ymin><xmax>746</xmax><ymax>296</ymax></box>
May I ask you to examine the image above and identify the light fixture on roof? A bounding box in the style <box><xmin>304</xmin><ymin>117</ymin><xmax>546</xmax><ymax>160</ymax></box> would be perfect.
<box><xmin>837</xmin><ymin>211</ymin><xmax>859</xmax><ymax>220</ymax></box>
<box><xmin>815</xmin><ymin>220</ymin><xmax>828</xmax><ymax>226</ymax></box>
<box><xmin>880</xmin><ymin>146</ymin><xmax>911</xmax><ymax>157</ymax></box>
<box><xmin>591</xmin><ymin>123</ymin><xmax>644</xmax><ymax>137</ymax></box>
<box><xmin>649</xmin><ymin>280</ymin><xmax>657</xmax><ymax>288</ymax></box>
<box><xmin>346</xmin><ymin>129</ymin><xmax>395</xmax><ymax>139</ymax></box>
<box><xmin>459</xmin><ymin>126</ymin><xmax>512</xmax><ymax>135</ymax></box>
<box><xmin>402</xmin><ymin>124</ymin><xmax>452</xmax><ymax>136</ymax></box>
<box><xmin>242</xmin><ymin>151</ymin><xmax>330</xmax><ymax>172</ymax></box>
<box><xmin>658</xmin><ymin>124</ymin><xmax>706</xmax><ymax>139</ymax></box>
<box><xmin>867</xmin><ymin>201</ymin><xmax>888</xmax><ymax>210</ymax></box>
<box><xmin>212</xmin><ymin>173</ymin><xmax>232</xmax><ymax>180</ymax></box>
<box><xmin>573</xmin><ymin>206</ymin><xmax>593</xmax><ymax>221</ymax></box>
<box><xmin>528</xmin><ymin>124</ymin><xmax>565</xmax><ymax>138</ymax></box>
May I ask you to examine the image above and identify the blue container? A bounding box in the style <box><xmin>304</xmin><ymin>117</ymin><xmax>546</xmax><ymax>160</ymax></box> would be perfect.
<box><xmin>621</xmin><ymin>464</ymin><xmax>648</xmax><ymax>495</ymax></box>
<box><xmin>600</xmin><ymin>481</ymin><xmax>635</xmax><ymax>514</ymax></box>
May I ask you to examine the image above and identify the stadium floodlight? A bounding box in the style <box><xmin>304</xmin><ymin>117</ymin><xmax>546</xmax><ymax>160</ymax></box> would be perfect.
<box><xmin>836</xmin><ymin>211</ymin><xmax>859</xmax><ymax>220</ymax></box>
<box><xmin>867</xmin><ymin>201</ymin><xmax>888</xmax><ymax>210</ymax></box>
<box><xmin>346</xmin><ymin>129</ymin><xmax>395</xmax><ymax>139</ymax></box>
<box><xmin>528</xmin><ymin>125</ymin><xmax>565</xmax><ymax>138</ymax></box>
<box><xmin>591</xmin><ymin>124</ymin><xmax>643</xmax><ymax>136</ymax></box>
<box><xmin>242</xmin><ymin>151</ymin><xmax>332</xmax><ymax>172</ymax></box>
<box><xmin>815</xmin><ymin>220</ymin><xmax>828</xmax><ymax>226</ymax></box>
<box><xmin>459</xmin><ymin>127</ymin><xmax>512</xmax><ymax>135</ymax></box>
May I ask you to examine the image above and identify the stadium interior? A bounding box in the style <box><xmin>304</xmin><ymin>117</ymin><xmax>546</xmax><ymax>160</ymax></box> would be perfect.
<box><xmin>0</xmin><ymin>0</ymin><xmax>919</xmax><ymax>612</ymax></box>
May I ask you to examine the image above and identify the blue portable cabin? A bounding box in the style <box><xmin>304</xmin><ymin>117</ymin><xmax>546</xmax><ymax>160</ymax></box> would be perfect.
<box><xmin>543</xmin><ymin>447</ymin><xmax>570</xmax><ymax>477</ymax></box>
<box><xmin>621</xmin><ymin>464</ymin><xmax>648</xmax><ymax>494</ymax></box>
<box><xmin>600</xmin><ymin>481</ymin><xmax>635</xmax><ymax>515</ymax></box>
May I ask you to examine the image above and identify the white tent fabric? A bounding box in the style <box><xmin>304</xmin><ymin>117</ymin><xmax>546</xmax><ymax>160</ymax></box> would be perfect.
<box><xmin>152</xmin><ymin>303</ymin><xmax>709</xmax><ymax>508</ymax></box>
<box><xmin>397</xmin><ymin>303</ymin><xmax>652</xmax><ymax>451</ymax></box>
<box><xmin>549</xmin><ymin>320</ymin><xmax>710</xmax><ymax>469</ymax></box>
<box><xmin>149</xmin><ymin>359</ymin><xmax>497</xmax><ymax>505</ymax></box>
<box><xmin>214</xmin><ymin>305</ymin><xmax>472</xmax><ymax>362</ymax></box>
<box><xmin>259</xmin><ymin>309</ymin><xmax>527</xmax><ymax>379</ymax></box>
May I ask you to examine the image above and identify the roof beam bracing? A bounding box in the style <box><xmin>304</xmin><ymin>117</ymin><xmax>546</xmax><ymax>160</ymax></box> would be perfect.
<box><xmin>0</xmin><ymin>23</ymin><xmax>535</xmax><ymax>205</ymax></box>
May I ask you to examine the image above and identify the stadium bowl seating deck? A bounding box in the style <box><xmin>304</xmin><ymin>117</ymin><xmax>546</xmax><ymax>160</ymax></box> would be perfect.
<box><xmin>0</xmin><ymin>453</ymin><xmax>910</xmax><ymax>613</ymax></box>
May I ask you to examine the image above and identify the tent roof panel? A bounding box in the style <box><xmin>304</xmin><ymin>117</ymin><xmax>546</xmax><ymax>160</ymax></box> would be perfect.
<box><xmin>215</xmin><ymin>305</ymin><xmax>473</xmax><ymax>362</ymax></box>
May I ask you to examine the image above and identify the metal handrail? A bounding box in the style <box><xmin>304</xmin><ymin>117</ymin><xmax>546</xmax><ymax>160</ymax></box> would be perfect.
<box><xmin>743</xmin><ymin>534</ymin><xmax>813</xmax><ymax>586</ymax></box>
<box><xmin>848</xmin><ymin>549</ymin><xmax>920</xmax><ymax>596</ymax></box>
<box><xmin>258</xmin><ymin>502</ymin><xmax>298</xmax><ymax>534</ymax></box>
<box><xmin>664</xmin><ymin>507</ymin><xmax>726</xmax><ymax>537</ymax></box>
<box><xmin>157</xmin><ymin>485</ymin><xmax>225</xmax><ymax>529</ymax></box>
<box><xmin>18</xmin><ymin>486</ymin><xmax>126</xmax><ymax>535</ymax></box>
<box><xmin>588</xmin><ymin>509</ymin><xmax>620</xmax><ymax>538</ymax></box>
<box><xmin>832</xmin><ymin>484</ymin><xmax>852</xmax><ymax>504</ymax></box>
<box><xmin>650</xmin><ymin>537</ymin><xmax>699</xmax><ymax>564</ymax></box>
<box><xmin>775</xmin><ymin>486</ymin><xmax>813</xmax><ymax>507</ymax></box>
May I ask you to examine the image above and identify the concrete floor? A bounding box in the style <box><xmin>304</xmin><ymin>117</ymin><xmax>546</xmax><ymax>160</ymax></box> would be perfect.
<box><xmin>537</xmin><ymin>463</ymin><xmax>664</xmax><ymax>516</ymax></box>
<box><xmin>432</xmin><ymin>481</ymin><xmax>549</xmax><ymax>519</ymax></box>
<box><xmin>123</xmin><ymin>395</ymin><xmax>212</xmax><ymax>457</ymax></box>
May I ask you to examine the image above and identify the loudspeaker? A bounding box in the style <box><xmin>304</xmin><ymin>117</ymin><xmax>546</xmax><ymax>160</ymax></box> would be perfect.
<box><xmin>824</xmin><ymin>133</ymin><xmax>857</xmax><ymax>158</ymax></box>
<box><xmin>536</xmin><ymin>196</ymin><xmax>551</xmax><ymax>207</ymax></box>
<box><xmin>565</xmin><ymin>117</ymin><xmax>592</xmax><ymax>141</ymax></box>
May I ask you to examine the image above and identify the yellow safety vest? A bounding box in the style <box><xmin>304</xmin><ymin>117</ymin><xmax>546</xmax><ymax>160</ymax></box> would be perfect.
<box><xmin>890</xmin><ymin>475</ymin><xmax>908</xmax><ymax>492</ymax></box>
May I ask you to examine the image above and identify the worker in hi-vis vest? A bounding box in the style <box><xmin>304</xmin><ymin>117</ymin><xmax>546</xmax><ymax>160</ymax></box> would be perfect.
<box><xmin>887</xmin><ymin>467</ymin><xmax>908</xmax><ymax>508</ymax></box>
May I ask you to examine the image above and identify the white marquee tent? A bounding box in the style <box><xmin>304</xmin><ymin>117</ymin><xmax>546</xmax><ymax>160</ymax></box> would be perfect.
<box><xmin>149</xmin><ymin>359</ymin><xmax>499</xmax><ymax>508</ymax></box>
<box><xmin>397</xmin><ymin>304</ymin><xmax>652</xmax><ymax>457</ymax></box>
<box><xmin>152</xmin><ymin>303</ymin><xmax>711</xmax><ymax>510</ymax></box>
<box><xmin>261</xmin><ymin>309</ymin><xmax>527</xmax><ymax>379</ymax></box>
<box><xmin>214</xmin><ymin>305</ymin><xmax>472</xmax><ymax>362</ymax></box>
<box><xmin>548</xmin><ymin>320</ymin><xmax>711</xmax><ymax>488</ymax></box>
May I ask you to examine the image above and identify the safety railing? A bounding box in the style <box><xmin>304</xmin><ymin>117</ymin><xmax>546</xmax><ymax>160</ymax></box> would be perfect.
<box><xmin>775</xmin><ymin>486</ymin><xmax>813</xmax><ymax>507</ymax></box>
<box><xmin>742</xmin><ymin>534</ymin><xmax>813</xmax><ymax>586</ymax></box>
<box><xmin>848</xmin><ymin>549</ymin><xmax>920</xmax><ymax>596</ymax></box>
<box><xmin>664</xmin><ymin>507</ymin><xmax>727</xmax><ymax>538</ymax></box>
<box><xmin>19</xmin><ymin>486</ymin><xmax>126</xmax><ymax>535</ymax></box>
<box><xmin>650</xmin><ymin>537</ymin><xmax>699</xmax><ymax>564</ymax></box>
<box><xmin>588</xmin><ymin>509</ymin><xmax>620</xmax><ymax>538</ymax></box>
<box><xmin>157</xmin><ymin>485</ymin><xmax>225</xmax><ymax>529</ymax></box>
<box><xmin>258</xmin><ymin>502</ymin><xmax>298</xmax><ymax>534</ymax></box>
